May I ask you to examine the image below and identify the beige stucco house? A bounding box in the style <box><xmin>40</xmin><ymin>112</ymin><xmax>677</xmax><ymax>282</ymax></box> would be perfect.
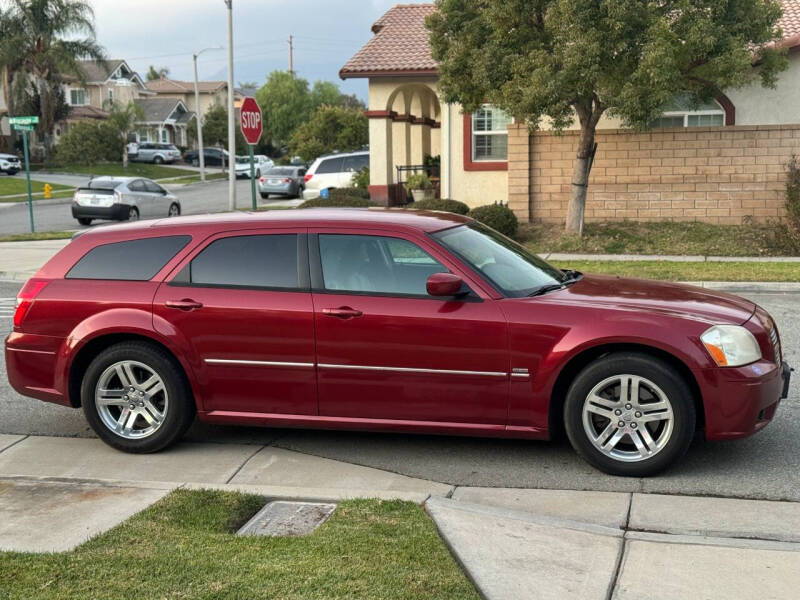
<box><xmin>146</xmin><ymin>78</ymin><xmax>228</xmax><ymax>135</ymax></box>
<box><xmin>343</xmin><ymin>2</ymin><xmax>800</xmax><ymax>224</ymax></box>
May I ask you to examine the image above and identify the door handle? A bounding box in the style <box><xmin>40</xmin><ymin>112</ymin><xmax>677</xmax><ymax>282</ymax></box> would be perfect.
<box><xmin>322</xmin><ymin>306</ymin><xmax>363</xmax><ymax>319</ymax></box>
<box><xmin>165</xmin><ymin>299</ymin><xmax>203</xmax><ymax>311</ymax></box>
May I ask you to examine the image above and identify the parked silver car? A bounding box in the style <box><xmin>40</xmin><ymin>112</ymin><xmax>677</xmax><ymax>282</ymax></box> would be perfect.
<box><xmin>71</xmin><ymin>177</ymin><xmax>181</xmax><ymax>226</ymax></box>
<box><xmin>131</xmin><ymin>143</ymin><xmax>181</xmax><ymax>164</ymax></box>
<box><xmin>258</xmin><ymin>166</ymin><xmax>306</xmax><ymax>199</ymax></box>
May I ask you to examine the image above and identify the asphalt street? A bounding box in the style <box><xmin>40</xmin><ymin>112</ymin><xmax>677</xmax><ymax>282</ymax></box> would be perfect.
<box><xmin>0</xmin><ymin>277</ymin><xmax>797</xmax><ymax>500</ymax></box>
<box><xmin>0</xmin><ymin>177</ymin><xmax>285</xmax><ymax>235</ymax></box>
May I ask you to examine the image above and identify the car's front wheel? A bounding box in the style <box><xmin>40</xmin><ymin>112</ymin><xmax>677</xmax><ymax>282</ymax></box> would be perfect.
<box><xmin>153</xmin><ymin>156</ymin><xmax>164</xmax><ymax>165</ymax></box>
<box><xmin>77</xmin><ymin>218</ymin><xmax>92</xmax><ymax>226</ymax></box>
<box><xmin>81</xmin><ymin>342</ymin><xmax>196</xmax><ymax>453</ymax></box>
<box><xmin>168</xmin><ymin>203</ymin><xmax>180</xmax><ymax>217</ymax></box>
<box><xmin>564</xmin><ymin>352</ymin><xmax>695</xmax><ymax>477</ymax></box>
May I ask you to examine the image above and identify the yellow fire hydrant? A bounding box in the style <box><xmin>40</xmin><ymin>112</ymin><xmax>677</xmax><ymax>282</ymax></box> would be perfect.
<box><xmin>43</xmin><ymin>183</ymin><xmax>52</xmax><ymax>199</ymax></box>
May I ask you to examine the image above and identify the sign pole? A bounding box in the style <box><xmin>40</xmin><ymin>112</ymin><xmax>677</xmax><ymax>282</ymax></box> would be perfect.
<box><xmin>22</xmin><ymin>130</ymin><xmax>35</xmax><ymax>233</ymax></box>
<box><xmin>249</xmin><ymin>145</ymin><xmax>257</xmax><ymax>210</ymax></box>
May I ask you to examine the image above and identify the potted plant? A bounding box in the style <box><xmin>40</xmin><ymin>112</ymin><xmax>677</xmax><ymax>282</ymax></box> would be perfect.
<box><xmin>405</xmin><ymin>173</ymin><xmax>435</xmax><ymax>201</ymax></box>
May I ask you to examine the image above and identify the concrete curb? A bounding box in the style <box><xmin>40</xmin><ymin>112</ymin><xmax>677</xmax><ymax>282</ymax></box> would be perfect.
<box><xmin>0</xmin><ymin>197</ymin><xmax>73</xmax><ymax>209</ymax></box>
<box><xmin>625</xmin><ymin>530</ymin><xmax>800</xmax><ymax>553</ymax></box>
<box><xmin>542</xmin><ymin>252</ymin><xmax>800</xmax><ymax>263</ymax></box>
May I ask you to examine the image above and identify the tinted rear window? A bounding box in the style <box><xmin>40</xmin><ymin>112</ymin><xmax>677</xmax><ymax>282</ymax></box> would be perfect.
<box><xmin>87</xmin><ymin>180</ymin><xmax>121</xmax><ymax>191</ymax></box>
<box><xmin>188</xmin><ymin>234</ymin><xmax>299</xmax><ymax>289</ymax></box>
<box><xmin>66</xmin><ymin>236</ymin><xmax>191</xmax><ymax>281</ymax></box>
<box><xmin>315</xmin><ymin>157</ymin><xmax>344</xmax><ymax>174</ymax></box>
<box><xmin>266</xmin><ymin>167</ymin><xmax>296</xmax><ymax>176</ymax></box>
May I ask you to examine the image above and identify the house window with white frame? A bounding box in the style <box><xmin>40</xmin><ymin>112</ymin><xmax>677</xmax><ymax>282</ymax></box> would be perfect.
<box><xmin>650</xmin><ymin>95</ymin><xmax>725</xmax><ymax>128</ymax></box>
<box><xmin>108</xmin><ymin>88</ymin><xmax>114</xmax><ymax>104</ymax></box>
<box><xmin>161</xmin><ymin>129</ymin><xmax>169</xmax><ymax>143</ymax></box>
<box><xmin>69</xmin><ymin>88</ymin><xmax>89</xmax><ymax>106</ymax></box>
<box><xmin>472</xmin><ymin>105</ymin><xmax>512</xmax><ymax>161</ymax></box>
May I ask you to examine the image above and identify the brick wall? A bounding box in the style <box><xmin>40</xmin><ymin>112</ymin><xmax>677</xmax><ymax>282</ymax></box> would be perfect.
<box><xmin>514</xmin><ymin>124</ymin><xmax>799</xmax><ymax>224</ymax></box>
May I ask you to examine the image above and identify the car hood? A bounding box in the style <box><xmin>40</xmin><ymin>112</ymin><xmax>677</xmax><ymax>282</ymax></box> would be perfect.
<box><xmin>538</xmin><ymin>274</ymin><xmax>755</xmax><ymax>325</ymax></box>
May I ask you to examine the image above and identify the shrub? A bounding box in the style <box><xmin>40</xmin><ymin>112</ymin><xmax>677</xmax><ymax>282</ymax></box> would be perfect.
<box><xmin>409</xmin><ymin>198</ymin><xmax>469</xmax><ymax>215</ymax></box>
<box><xmin>404</xmin><ymin>173</ymin><xmax>433</xmax><ymax>191</ymax></box>
<box><xmin>299</xmin><ymin>194</ymin><xmax>375</xmax><ymax>208</ymax></box>
<box><xmin>330</xmin><ymin>187</ymin><xmax>370</xmax><ymax>200</ymax></box>
<box><xmin>55</xmin><ymin>121</ymin><xmax>122</xmax><ymax>167</ymax></box>
<box><xmin>787</xmin><ymin>154</ymin><xmax>800</xmax><ymax>231</ymax></box>
<box><xmin>351</xmin><ymin>166</ymin><xmax>370</xmax><ymax>190</ymax></box>
<box><xmin>468</xmin><ymin>203</ymin><xmax>519</xmax><ymax>237</ymax></box>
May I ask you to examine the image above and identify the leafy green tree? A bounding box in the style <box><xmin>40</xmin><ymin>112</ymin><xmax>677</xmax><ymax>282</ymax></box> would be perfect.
<box><xmin>105</xmin><ymin>101</ymin><xmax>144</xmax><ymax>168</ymax></box>
<box><xmin>289</xmin><ymin>105</ymin><xmax>368</xmax><ymax>162</ymax></box>
<box><xmin>146</xmin><ymin>65</ymin><xmax>169</xmax><ymax>81</ymax></box>
<box><xmin>5</xmin><ymin>0</ymin><xmax>106</xmax><ymax>161</ymax></box>
<box><xmin>202</xmin><ymin>104</ymin><xmax>247</xmax><ymax>155</ymax></box>
<box><xmin>55</xmin><ymin>120</ymin><xmax>121</xmax><ymax>168</ymax></box>
<box><xmin>427</xmin><ymin>0</ymin><xmax>787</xmax><ymax>234</ymax></box>
<box><xmin>0</xmin><ymin>7</ymin><xmax>24</xmax><ymax>152</ymax></box>
<box><xmin>310</xmin><ymin>81</ymin><xmax>343</xmax><ymax>109</ymax></box>
<box><xmin>256</xmin><ymin>71</ymin><xmax>312</xmax><ymax>149</ymax></box>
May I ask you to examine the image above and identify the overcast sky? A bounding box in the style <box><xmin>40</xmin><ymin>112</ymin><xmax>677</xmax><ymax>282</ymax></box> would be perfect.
<box><xmin>87</xmin><ymin>0</ymin><xmax>427</xmax><ymax>99</ymax></box>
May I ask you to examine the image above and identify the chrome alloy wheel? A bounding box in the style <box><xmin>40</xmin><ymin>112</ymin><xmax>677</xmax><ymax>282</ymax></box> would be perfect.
<box><xmin>95</xmin><ymin>360</ymin><xmax>169</xmax><ymax>439</ymax></box>
<box><xmin>581</xmin><ymin>374</ymin><xmax>674</xmax><ymax>463</ymax></box>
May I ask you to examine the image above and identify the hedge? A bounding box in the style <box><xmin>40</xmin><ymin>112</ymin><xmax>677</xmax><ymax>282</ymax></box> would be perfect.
<box><xmin>468</xmin><ymin>203</ymin><xmax>519</xmax><ymax>237</ymax></box>
<box><xmin>408</xmin><ymin>198</ymin><xmax>470</xmax><ymax>215</ymax></box>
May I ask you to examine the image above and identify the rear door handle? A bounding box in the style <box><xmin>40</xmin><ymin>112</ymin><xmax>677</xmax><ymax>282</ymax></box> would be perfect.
<box><xmin>322</xmin><ymin>307</ymin><xmax>363</xmax><ymax>319</ymax></box>
<box><xmin>165</xmin><ymin>299</ymin><xmax>203</xmax><ymax>311</ymax></box>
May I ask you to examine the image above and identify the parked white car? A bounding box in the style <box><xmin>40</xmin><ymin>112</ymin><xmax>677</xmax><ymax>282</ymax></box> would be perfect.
<box><xmin>71</xmin><ymin>176</ymin><xmax>180</xmax><ymax>226</ymax></box>
<box><xmin>302</xmin><ymin>150</ymin><xmax>369</xmax><ymax>199</ymax></box>
<box><xmin>0</xmin><ymin>153</ymin><xmax>21</xmax><ymax>175</ymax></box>
<box><xmin>234</xmin><ymin>155</ymin><xmax>275</xmax><ymax>178</ymax></box>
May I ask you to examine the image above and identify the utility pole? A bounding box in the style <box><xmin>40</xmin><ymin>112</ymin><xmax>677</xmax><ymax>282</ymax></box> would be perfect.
<box><xmin>225</xmin><ymin>0</ymin><xmax>236</xmax><ymax>210</ymax></box>
<box><xmin>192</xmin><ymin>46</ymin><xmax>221</xmax><ymax>184</ymax></box>
<box><xmin>288</xmin><ymin>34</ymin><xmax>294</xmax><ymax>74</ymax></box>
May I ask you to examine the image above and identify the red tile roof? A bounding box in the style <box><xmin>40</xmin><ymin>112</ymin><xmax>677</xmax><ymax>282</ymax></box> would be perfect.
<box><xmin>340</xmin><ymin>4</ymin><xmax>437</xmax><ymax>78</ymax></box>
<box><xmin>342</xmin><ymin>1</ymin><xmax>800</xmax><ymax>79</ymax></box>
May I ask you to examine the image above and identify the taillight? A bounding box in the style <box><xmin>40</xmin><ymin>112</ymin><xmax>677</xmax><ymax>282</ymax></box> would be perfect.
<box><xmin>113</xmin><ymin>191</ymin><xmax>121</xmax><ymax>203</ymax></box>
<box><xmin>304</xmin><ymin>174</ymin><xmax>313</xmax><ymax>183</ymax></box>
<box><xmin>14</xmin><ymin>278</ymin><xmax>48</xmax><ymax>328</ymax></box>
<box><xmin>259</xmin><ymin>177</ymin><xmax>265</xmax><ymax>183</ymax></box>
<box><xmin>282</xmin><ymin>178</ymin><xmax>292</xmax><ymax>183</ymax></box>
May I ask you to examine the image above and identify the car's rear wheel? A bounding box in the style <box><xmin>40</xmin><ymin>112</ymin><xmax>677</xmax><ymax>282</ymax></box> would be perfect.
<box><xmin>168</xmin><ymin>203</ymin><xmax>180</xmax><ymax>217</ymax></box>
<box><xmin>77</xmin><ymin>218</ymin><xmax>92</xmax><ymax>226</ymax></box>
<box><xmin>153</xmin><ymin>156</ymin><xmax>164</xmax><ymax>165</ymax></box>
<box><xmin>260</xmin><ymin>192</ymin><xmax>269</xmax><ymax>199</ymax></box>
<box><xmin>127</xmin><ymin>207</ymin><xmax>139</xmax><ymax>221</ymax></box>
<box><xmin>192</xmin><ymin>158</ymin><xmax>199</xmax><ymax>167</ymax></box>
<box><xmin>563</xmin><ymin>352</ymin><xmax>695</xmax><ymax>477</ymax></box>
<box><xmin>81</xmin><ymin>342</ymin><xmax>195</xmax><ymax>453</ymax></box>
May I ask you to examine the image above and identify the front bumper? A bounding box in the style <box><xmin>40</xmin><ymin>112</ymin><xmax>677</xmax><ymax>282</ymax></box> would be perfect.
<box><xmin>698</xmin><ymin>359</ymin><xmax>791</xmax><ymax>441</ymax></box>
<box><xmin>71</xmin><ymin>203</ymin><xmax>130</xmax><ymax>221</ymax></box>
<box><xmin>259</xmin><ymin>183</ymin><xmax>294</xmax><ymax>194</ymax></box>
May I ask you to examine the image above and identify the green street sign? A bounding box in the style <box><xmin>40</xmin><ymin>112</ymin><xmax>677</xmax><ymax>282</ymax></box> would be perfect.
<box><xmin>13</xmin><ymin>124</ymin><xmax>34</xmax><ymax>131</ymax></box>
<box><xmin>8</xmin><ymin>115</ymin><xmax>39</xmax><ymax>125</ymax></box>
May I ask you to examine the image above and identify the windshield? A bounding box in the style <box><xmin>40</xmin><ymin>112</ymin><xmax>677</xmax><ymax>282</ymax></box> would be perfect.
<box><xmin>432</xmin><ymin>224</ymin><xmax>566</xmax><ymax>297</ymax></box>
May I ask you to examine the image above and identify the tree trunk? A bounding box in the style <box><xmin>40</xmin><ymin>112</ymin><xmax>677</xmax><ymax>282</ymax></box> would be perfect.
<box><xmin>564</xmin><ymin>123</ymin><xmax>597</xmax><ymax>235</ymax></box>
<box><xmin>37</xmin><ymin>76</ymin><xmax>54</xmax><ymax>163</ymax></box>
<box><xmin>122</xmin><ymin>135</ymin><xmax>128</xmax><ymax>169</ymax></box>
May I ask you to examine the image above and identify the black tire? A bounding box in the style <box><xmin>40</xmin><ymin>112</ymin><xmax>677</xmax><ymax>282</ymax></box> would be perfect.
<box><xmin>563</xmin><ymin>352</ymin><xmax>695</xmax><ymax>477</ymax></box>
<box><xmin>192</xmin><ymin>158</ymin><xmax>199</xmax><ymax>167</ymax></box>
<box><xmin>81</xmin><ymin>341</ymin><xmax>196</xmax><ymax>453</ymax></box>
<box><xmin>168</xmin><ymin>203</ymin><xmax>180</xmax><ymax>217</ymax></box>
<box><xmin>153</xmin><ymin>156</ymin><xmax>164</xmax><ymax>165</ymax></box>
<box><xmin>260</xmin><ymin>192</ymin><xmax>269</xmax><ymax>199</ymax></box>
<box><xmin>126</xmin><ymin>206</ymin><xmax>139</xmax><ymax>221</ymax></box>
<box><xmin>77</xmin><ymin>218</ymin><xmax>92</xmax><ymax>226</ymax></box>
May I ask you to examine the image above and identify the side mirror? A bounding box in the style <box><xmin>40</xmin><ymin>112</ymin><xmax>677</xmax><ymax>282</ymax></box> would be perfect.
<box><xmin>427</xmin><ymin>272</ymin><xmax>463</xmax><ymax>297</ymax></box>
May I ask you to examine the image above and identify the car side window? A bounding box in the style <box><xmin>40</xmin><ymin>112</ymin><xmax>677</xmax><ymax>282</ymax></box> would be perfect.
<box><xmin>187</xmin><ymin>234</ymin><xmax>300</xmax><ymax>289</ymax></box>
<box><xmin>315</xmin><ymin>157</ymin><xmax>344</xmax><ymax>174</ymax></box>
<box><xmin>66</xmin><ymin>236</ymin><xmax>191</xmax><ymax>281</ymax></box>
<box><xmin>128</xmin><ymin>179</ymin><xmax>145</xmax><ymax>192</ymax></box>
<box><xmin>318</xmin><ymin>234</ymin><xmax>447</xmax><ymax>296</ymax></box>
<box><xmin>343</xmin><ymin>154</ymin><xmax>368</xmax><ymax>172</ymax></box>
<box><xmin>143</xmin><ymin>180</ymin><xmax>163</xmax><ymax>194</ymax></box>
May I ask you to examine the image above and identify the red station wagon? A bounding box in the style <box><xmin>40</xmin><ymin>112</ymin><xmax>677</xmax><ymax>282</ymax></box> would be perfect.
<box><xmin>5</xmin><ymin>209</ymin><xmax>791</xmax><ymax>476</ymax></box>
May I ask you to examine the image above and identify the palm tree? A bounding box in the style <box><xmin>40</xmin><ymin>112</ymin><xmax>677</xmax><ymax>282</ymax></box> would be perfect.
<box><xmin>7</xmin><ymin>0</ymin><xmax>106</xmax><ymax>160</ymax></box>
<box><xmin>0</xmin><ymin>8</ymin><xmax>23</xmax><ymax>152</ymax></box>
<box><xmin>105</xmin><ymin>100</ymin><xmax>144</xmax><ymax>169</ymax></box>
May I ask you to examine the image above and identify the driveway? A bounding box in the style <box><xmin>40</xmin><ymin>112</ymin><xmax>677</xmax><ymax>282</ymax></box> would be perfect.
<box><xmin>0</xmin><ymin>280</ymin><xmax>797</xmax><ymax>501</ymax></box>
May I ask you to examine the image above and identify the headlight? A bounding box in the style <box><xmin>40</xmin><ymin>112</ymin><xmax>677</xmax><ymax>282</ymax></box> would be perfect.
<box><xmin>701</xmin><ymin>325</ymin><xmax>761</xmax><ymax>367</ymax></box>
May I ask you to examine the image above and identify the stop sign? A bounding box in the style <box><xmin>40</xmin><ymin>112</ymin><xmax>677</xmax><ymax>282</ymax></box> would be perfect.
<box><xmin>239</xmin><ymin>97</ymin><xmax>263</xmax><ymax>145</ymax></box>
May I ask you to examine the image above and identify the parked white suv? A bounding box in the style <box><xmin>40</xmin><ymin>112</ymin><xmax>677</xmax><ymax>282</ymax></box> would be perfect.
<box><xmin>0</xmin><ymin>153</ymin><xmax>21</xmax><ymax>175</ymax></box>
<box><xmin>302</xmin><ymin>150</ymin><xmax>369</xmax><ymax>200</ymax></box>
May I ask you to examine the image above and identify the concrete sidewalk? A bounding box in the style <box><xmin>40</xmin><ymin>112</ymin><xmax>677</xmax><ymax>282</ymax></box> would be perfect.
<box><xmin>2</xmin><ymin>434</ymin><xmax>799</xmax><ymax>600</ymax></box>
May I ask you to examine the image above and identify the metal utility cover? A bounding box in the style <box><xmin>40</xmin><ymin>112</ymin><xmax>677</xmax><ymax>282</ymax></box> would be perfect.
<box><xmin>237</xmin><ymin>501</ymin><xmax>337</xmax><ymax>537</ymax></box>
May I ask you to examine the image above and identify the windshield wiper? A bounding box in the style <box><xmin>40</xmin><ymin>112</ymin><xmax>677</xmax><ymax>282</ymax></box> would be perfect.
<box><xmin>528</xmin><ymin>283</ymin><xmax>566</xmax><ymax>297</ymax></box>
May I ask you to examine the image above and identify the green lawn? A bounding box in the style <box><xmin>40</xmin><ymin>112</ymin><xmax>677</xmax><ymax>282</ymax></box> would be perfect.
<box><xmin>521</xmin><ymin>220</ymin><xmax>800</xmax><ymax>257</ymax></box>
<box><xmin>0</xmin><ymin>490</ymin><xmax>478</xmax><ymax>600</ymax></box>
<box><xmin>552</xmin><ymin>260</ymin><xmax>800</xmax><ymax>281</ymax></box>
<box><xmin>33</xmin><ymin>162</ymin><xmax>198</xmax><ymax>180</ymax></box>
<box><xmin>0</xmin><ymin>231</ymin><xmax>74</xmax><ymax>242</ymax></box>
<box><xmin>0</xmin><ymin>177</ymin><xmax>72</xmax><ymax>197</ymax></box>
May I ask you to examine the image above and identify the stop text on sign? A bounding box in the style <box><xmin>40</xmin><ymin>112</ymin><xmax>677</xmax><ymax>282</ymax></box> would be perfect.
<box><xmin>241</xmin><ymin>111</ymin><xmax>261</xmax><ymax>129</ymax></box>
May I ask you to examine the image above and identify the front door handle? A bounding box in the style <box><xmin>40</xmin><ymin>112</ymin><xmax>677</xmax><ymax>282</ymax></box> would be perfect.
<box><xmin>165</xmin><ymin>299</ymin><xmax>203</xmax><ymax>311</ymax></box>
<box><xmin>322</xmin><ymin>306</ymin><xmax>363</xmax><ymax>319</ymax></box>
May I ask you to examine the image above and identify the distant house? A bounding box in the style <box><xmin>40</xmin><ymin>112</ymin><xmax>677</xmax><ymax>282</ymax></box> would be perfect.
<box><xmin>133</xmin><ymin>97</ymin><xmax>194</xmax><ymax>146</ymax></box>
<box><xmin>146</xmin><ymin>78</ymin><xmax>228</xmax><ymax>131</ymax></box>
<box><xmin>343</xmin><ymin>2</ymin><xmax>800</xmax><ymax>224</ymax></box>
